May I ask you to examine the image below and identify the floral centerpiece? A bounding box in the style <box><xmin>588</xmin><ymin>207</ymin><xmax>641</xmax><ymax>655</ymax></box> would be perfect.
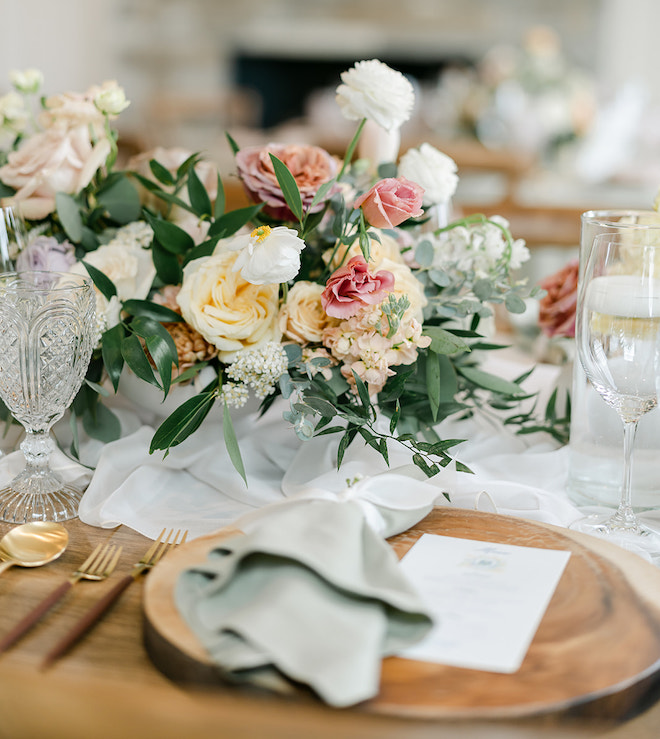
<box><xmin>0</xmin><ymin>60</ymin><xmax>556</xmax><ymax>481</ymax></box>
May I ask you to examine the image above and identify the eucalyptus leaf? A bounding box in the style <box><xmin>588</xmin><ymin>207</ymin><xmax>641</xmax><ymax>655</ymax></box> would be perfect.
<box><xmin>504</xmin><ymin>292</ymin><xmax>527</xmax><ymax>314</ymax></box>
<box><xmin>426</xmin><ymin>352</ymin><xmax>441</xmax><ymax>422</ymax></box>
<box><xmin>223</xmin><ymin>402</ymin><xmax>247</xmax><ymax>484</ymax></box>
<box><xmin>97</xmin><ymin>176</ymin><xmax>141</xmax><ymax>224</ymax></box>
<box><xmin>55</xmin><ymin>192</ymin><xmax>83</xmax><ymax>243</ymax></box>
<box><xmin>423</xmin><ymin>326</ymin><xmax>470</xmax><ymax>355</ymax></box>
<box><xmin>415</xmin><ymin>239</ymin><xmax>434</xmax><ymax>267</ymax></box>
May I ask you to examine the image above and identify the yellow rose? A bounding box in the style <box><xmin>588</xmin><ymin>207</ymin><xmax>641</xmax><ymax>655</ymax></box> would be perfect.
<box><xmin>279</xmin><ymin>280</ymin><xmax>337</xmax><ymax>344</ymax></box>
<box><xmin>177</xmin><ymin>250</ymin><xmax>281</xmax><ymax>363</ymax></box>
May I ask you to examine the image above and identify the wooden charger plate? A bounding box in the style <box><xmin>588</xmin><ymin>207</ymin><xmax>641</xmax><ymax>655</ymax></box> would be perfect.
<box><xmin>143</xmin><ymin>507</ymin><xmax>660</xmax><ymax>719</ymax></box>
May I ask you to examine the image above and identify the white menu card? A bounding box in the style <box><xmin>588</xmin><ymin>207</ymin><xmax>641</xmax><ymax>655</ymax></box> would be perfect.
<box><xmin>397</xmin><ymin>534</ymin><xmax>571</xmax><ymax>673</ymax></box>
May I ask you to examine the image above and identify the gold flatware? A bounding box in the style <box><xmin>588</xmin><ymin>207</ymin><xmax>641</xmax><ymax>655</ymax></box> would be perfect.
<box><xmin>42</xmin><ymin>528</ymin><xmax>187</xmax><ymax>668</ymax></box>
<box><xmin>0</xmin><ymin>541</ymin><xmax>122</xmax><ymax>653</ymax></box>
<box><xmin>0</xmin><ymin>522</ymin><xmax>68</xmax><ymax>576</ymax></box>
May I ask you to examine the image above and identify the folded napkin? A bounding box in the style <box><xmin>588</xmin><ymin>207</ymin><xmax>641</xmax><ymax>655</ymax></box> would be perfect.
<box><xmin>175</xmin><ymin>496</ymin><xmax>434</xmax><ymax>707</ymax></box>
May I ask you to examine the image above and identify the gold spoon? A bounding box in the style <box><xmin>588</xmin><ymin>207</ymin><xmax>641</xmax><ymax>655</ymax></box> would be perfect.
<box><xmin>0</xmin><ymin>522</ymin><xmax>68</xmax><ymax>575</ymax></box>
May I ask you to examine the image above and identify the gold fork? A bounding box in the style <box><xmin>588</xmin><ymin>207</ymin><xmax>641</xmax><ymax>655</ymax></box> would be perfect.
<box><xmin>42</xmin><ymin>528</ymin><xmax>187</xmax><ymax>668</ymax></box>
<box><xmin>0</xmin><ymin>541</ymin><xmax>122</xmax><ymax>653</ymax></box>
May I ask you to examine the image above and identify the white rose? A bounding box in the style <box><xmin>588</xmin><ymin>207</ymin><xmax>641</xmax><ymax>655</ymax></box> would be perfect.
<box><xmin>222</xmin><ymin>225</ymin><xmax>305</xmax><ymax>285</ymax></box>
<box><xmin>93</xmin><ymin>81</ymin><xmax>130</xmax><ymax>116</ymax></box>
<box><xmin>176</xmin><ymin>251</ymin><xmax>281</xmax><ymax>363</ymax></box>
<box><xmin>69</xmin><ymin>242</ymin><xmax>156</xmax><ymax>328</ymax></box>
<box><xmin>9</xmin><ymin>68</ymin><xmax>43</xmax><ymax>95</ymax></box>
<box><xmin>398</xmin><ymin>143</ymin><xmax>458</xmax><ymax>206</ymax></box>
<box><xmin>279</xmin><ymin>281</ymin><xmax>336</xmax><ymax>344</ymax></box>
<box><xmin>335</xmin><ymin>59</ymin><xmax>415</xmax><ymax>132</ymax></box>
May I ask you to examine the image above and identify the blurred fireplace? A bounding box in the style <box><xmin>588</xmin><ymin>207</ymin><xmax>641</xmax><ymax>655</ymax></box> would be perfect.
<box><xmin>232</xmin><ymin>53</ymin><xmax>473</xmax><ymax>129</ymax></box>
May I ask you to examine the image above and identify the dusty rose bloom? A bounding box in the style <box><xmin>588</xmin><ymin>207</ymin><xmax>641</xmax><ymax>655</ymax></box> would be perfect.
<box><xmin>321</xmin><ymin>255</ymin><xmax>394</xmax><ymax>319</ymax></box>
<box><xmin>538</xmin><ymin>259</ymin><xmax>578</xmax><ymax>338</ymax></box>
<box><xmin>353</xmin><ymin>176</ymin><xmax>424</xmax><ymax>229</ymax></box>
<box><xmin>235</xmin><ymin>143</ymin><xmax>338</xmax><ymax>220</ymax></box>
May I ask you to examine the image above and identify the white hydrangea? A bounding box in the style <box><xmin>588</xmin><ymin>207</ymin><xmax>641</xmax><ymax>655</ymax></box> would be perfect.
<box><xmin>225</xmin><ymin>341</ymin><xmax>288</xmax><ymax>399</ymax></box>
<box><xmin>433</xmin><ymin>216</ymin><xmax>529</xmax><ymax>277</ymax></box>
<box><xmin>107</xmin><ymin>221</ymin><xmax>154</xmax><ymax>249</ymax></box>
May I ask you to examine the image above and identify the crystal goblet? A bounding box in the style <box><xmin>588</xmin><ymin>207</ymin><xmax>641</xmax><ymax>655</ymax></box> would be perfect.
<box><xmin>0</xmin><ymin>271</ymin><xmax>96</xmax><ymax>522</ymax></box>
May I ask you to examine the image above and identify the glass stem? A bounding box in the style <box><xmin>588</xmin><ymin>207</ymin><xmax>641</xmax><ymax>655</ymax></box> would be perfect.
<box><xmin>615</xmin><ymin>420</ymin><xmax>639</xmax><ymax>529</ymax></box>
<box><xmin>19</xmin><ymin>429</ymin><xmax>55</xmax><ymax>480</ymax></box>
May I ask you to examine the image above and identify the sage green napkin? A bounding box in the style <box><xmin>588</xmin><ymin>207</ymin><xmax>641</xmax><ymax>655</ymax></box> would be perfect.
<box><xmin>175</xmin><ymin>498</ymin><xmax>433</xmax><ymax>707</ymax></box>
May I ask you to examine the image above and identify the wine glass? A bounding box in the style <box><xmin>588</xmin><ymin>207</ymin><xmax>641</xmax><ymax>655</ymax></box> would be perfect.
<box><xmin>0</xmin><ymin>205</ymin><xmax>27</xmax><ymax>270</ymax></box>
<box><xmin>0</xmin><ymin>271</ymin><xmax>96</xmax><ymax>523</ymax></box>
<box><xmin>571</xmin><ymin>232</ymin><xmax>660</xmax><ymax>557</ymax></box>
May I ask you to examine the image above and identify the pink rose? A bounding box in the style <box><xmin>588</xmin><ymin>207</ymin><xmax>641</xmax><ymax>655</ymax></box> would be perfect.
<box><xmin>321</xmin><ymin>255</ymin><xmax>395</xmax><ymax>319</ymax></box>
<box><xmin>0</xmin><ymin>126</ymin><xmax>111</xmax><ymax>220</ymax></box>
<box><xmin>235</xmin><ymin>143</ymin><xmax>338</xmax><ymax>220</ymax></box>
<box><xmin>539</xmin><ymin>259</ymin><xmax>578</xmax><ymax>338</ymax></box>
<box><xmin>353</xmin><ymin>176</ymin><xmax>424</xmax><ymax>229</ymax></box>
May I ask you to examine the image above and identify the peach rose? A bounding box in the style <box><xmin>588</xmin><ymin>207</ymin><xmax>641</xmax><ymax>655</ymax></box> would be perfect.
<box><xmin>176</xmin><ymin>250</ymin><xmax>281</xmax><ymax>363</ymax></box>
<box><xmin>538</xmin><ymin>259</ymin><xmax>578</xmax><ymax>338</ymax></box>
<box><xmin>0</xmin><ymin>125</ymin><xmax>111</xmax><ymax>219</ymax></box>
<box><xmin>279</xmin><ymin>280</ymin><xmax>337</xmax><ymax>344</ymax></box>
<box><xmin>354</xmin><ymin>176</ymin><xmax>424</xmax><ymax>229</ymax></box>
<box><xmin>321</xmin><ymin>255</ymin><xmax>394</xmax><ymax>319</ymax></box>
<box><xmin>235</xmin><ymin>143</ymin><xmax>338</xmax><ymax>220</ymax></box>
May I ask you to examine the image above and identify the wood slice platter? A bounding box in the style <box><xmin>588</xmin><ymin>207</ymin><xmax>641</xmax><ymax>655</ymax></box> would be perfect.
<box><xmin>143</xmin><ymin>508</ymin><xmax>660</xmax><ymax>719</ymax></box>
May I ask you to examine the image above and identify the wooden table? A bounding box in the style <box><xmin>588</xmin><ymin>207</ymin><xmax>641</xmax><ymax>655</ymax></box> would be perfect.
<box><xmin>0</xmin><ymin>518</ymin><xmax>659</xmax><ymax>739</ymax></box>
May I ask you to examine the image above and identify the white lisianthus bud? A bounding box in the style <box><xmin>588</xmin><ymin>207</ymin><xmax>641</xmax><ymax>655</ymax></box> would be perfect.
<box><xmin>222</xmin><ymin>225</ymin><xmax>306</xmax><ymax>285</ymax></box>
<box><xmin>0</xmin><ymin>91</ymin><xmax>28</xmax><ymax>131</ymax></box>
<box><xmin>9</xmin><ymin>68</ymin><xmax>43</xmax><ymax>94</ymax></box>
<box><xmin>398</xmin><ymin>143</ymin><xmax>458</xmax><ymax>207</ymax></box>
<box><xmin>94</xmin><ymin>82</ymin><xmax>130</xmax><ymax>116</ymax></box>
<box><xmin>335</xmin><ymin>59</ymin><xmax>415</xmax><ymax>132</ymax></box>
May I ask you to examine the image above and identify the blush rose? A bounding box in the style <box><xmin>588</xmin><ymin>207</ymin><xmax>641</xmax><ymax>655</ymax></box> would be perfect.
<box><xmin>353</xmin><ymin>177</ymin><xmax>424</xmax><ymax>229</ymax></box>
<box><xmin>321</xmin><ymin>255</ymin><xmax>395</xmax><ymax>319</ymax></box>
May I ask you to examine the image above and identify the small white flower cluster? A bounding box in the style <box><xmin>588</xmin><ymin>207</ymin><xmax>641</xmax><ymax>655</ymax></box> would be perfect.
<box><xmin>106</xmin><ymin>221</ymin><xmax>153</xmax><ymax>249</ymax></box>
<box><xmin>224</xmin><ymin>341</ymin><xmax>288</xmax><ymax>402</ymax></box>
<box><xmin>219</xmin><ymin>381</ymin><xmax>250</xmax><ymax>409</ymax></box>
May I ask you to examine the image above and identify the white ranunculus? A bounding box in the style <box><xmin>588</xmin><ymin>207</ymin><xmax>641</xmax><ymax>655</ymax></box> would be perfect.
<box><xmin>222</xmin><ymin>225</ymin><xmax>306</xmax><ymax>285</ymax></box>
<box><xmin>0</xmin><ymin>91</ymin><xmax>28</xmax><ymax>132</ymax></box>
<box><xmin>9</xmin><ymin>68</ymin><xmax>43</xmax><ymax>95</ymax></box>
<box><xmin>398</xmin><ymin>143</ymin><xmax>458</xmax><ymax>206</ymax></box>
<box><xmin>93</xmin><ymin>81</ymin><xmax>130</xmax><ymax>116</ymax></box>
<box><xmin>335</xmin><ymin>59</ymin><xmax>415</xmax><ymax>132</ymax></box>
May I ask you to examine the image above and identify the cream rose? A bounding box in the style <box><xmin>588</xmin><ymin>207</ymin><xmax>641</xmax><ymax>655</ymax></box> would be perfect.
<box><xmin>279</xmin><ymin>281</ymin><xmax>336</xmax><ymax>344</ymax></box>
<box><xmin>176</xmin><ymin>250</ymin><xmax>281</xmax><ymax>363</ymax></box>
<box><xmin>377</xmin><ymin>257</ymin><xmax>427</xmax><ymax>322</ymax></box>
<box><xmin>0</xmin><ymin>125</ymin><xmax>111</xmax><ymax>219</ymax></box>
<box><xmin>69</xmin><ymin>241</ymin><xmax>156</xmax><ymax>330</ymax></box>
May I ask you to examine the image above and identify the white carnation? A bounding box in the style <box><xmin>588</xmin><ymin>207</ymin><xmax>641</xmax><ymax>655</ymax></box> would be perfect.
<box><xmin>335</xmin><ymin>59</ymin><xmax>415</xmax><ymax>132</ymax></box>
<box><xmin>398</xmin><ymin>143</ymin><xmax>458</xmax><ymax>206</ymax></box>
